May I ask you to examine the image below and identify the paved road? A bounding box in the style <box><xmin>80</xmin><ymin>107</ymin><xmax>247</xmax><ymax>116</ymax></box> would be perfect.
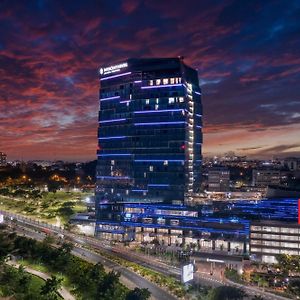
<box><xmin>7</xmin><ymin>261</ymin><xmax>75</xmax><ymax>300</ymax></box>
<box><xmin>1</xmin><ymin>210</ymin><xmax>291</xmax><ymax>300</ymax></box>
<box><xmin>5</xmin><ymin>221</ymin><xmax>177</xmax><ymax>300</ymax></box>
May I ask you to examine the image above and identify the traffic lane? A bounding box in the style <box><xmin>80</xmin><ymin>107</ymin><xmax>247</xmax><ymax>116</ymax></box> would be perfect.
<box><xmin>7</xmin><ymin>223</ymin><xmax>178</xmax><ymax>300</ymax></box>
<box><xmin>72</xmin><ymin>247</ymin><xmax>178</xmax><ymax>300</ymax></box>
<box><xmin>11</xmin><ymin>221</ymin><xmax>223</xmax><ymax>291</ymax></box>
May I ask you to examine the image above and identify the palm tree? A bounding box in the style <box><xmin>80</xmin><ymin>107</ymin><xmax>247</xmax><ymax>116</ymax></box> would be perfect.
<box><xmin>40</xmin><ymin>275</ymin><xmax>62</xmax><ymax>298</ymax></box>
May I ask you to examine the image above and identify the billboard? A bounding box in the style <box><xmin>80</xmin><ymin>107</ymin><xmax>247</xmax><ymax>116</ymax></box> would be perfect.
<box><xmin>181</xmin><ymin>263</ymin><xmax>194</xmax><ymax>283</ymax></box>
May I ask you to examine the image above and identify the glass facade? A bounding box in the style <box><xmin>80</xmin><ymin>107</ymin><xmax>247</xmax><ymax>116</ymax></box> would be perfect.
<box><xmin>96</xmin><ymin>58</ymin><xmax>202</xmax><ymax>204</ymax></box>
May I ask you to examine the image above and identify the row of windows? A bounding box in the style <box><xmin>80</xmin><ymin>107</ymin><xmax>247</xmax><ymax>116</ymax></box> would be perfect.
<box><xmin>251</xmin><ymin>240</ymin><xmax>300</xmax><ymax>248</ymax></box>
<box><xmin>251</xmin><ymin>247</ymin><xmax>300</xmax><ymax>255</ymax></box>
<box><xmin>251</xmin><ymin>226</ymin><xmax>300</xmax><ymax>233</ymax></box>
<box><xmin>251</xmin><ymin>233</ymin><xmax>300</xmax><ymax>240</ymax></box>
<box><xmin>149</xmin><ymin>77</ymin><xmax>182</xmax><ymax>86</ymax></box>
<box><xmin>141</xmin><ymin>217</ymin><xmax>180</xmax><ymax>226</ymax></box>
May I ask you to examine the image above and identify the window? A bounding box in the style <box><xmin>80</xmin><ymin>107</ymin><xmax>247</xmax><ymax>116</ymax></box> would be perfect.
<box><xmin>146</xmin><ymin>99</ymin><xmax>150</xmax><ymax>104</ymax></box>
<box><xmin>157</xmin><ymin>218</ymin><xmax>165</xmax><ymax>225</ymax></box>
<box><xmin>149</xmin><ymin>80</ymin><xmax>153</xmax><ymax>86</ymax></box>
<box><xmin>170</xmin><ymin>219</ymin><xmax>179</xmax><ymax>226</ymax></box>
<box><xmin>164</xmin><ymin>160</ymin><xmax>168</xmax><ymax>166</ymax></box>
<box><xmin>163</xmin><ymin>78</ymin><xmax>169</xmax><ymax>85</ymax></box>
<box><xmin>149</xmin><ymin>166</ymin><xmax>153</xmax><ymax>172</ymax></box>
<box><xmin>170</xmin><ymin>78</ymin><xmax>175</xmax><ymax>84</ymax></box>
<box><xmin>156</xmin><ymin>79</ymin><xmax>161</xmax><ymax>85</ymax></box>
<box><xmin>179</xmin><ymin>97</ymin><xmax>184</xmax><ymax>102</ymax></box>
<box><xmin>142</xmin><ymin>218</ymin><xmax>153</xmax><ymax>224</ymax></box>
<box><xmin>168</xmin><ymin>97</ymin><xmax>175</xmax><ymax>104</ymax></box>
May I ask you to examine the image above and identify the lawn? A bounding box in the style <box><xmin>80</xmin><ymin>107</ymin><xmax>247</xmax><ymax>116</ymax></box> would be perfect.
<box><xmin>19</xmin><ymin>259</ymin><xmax>73</xmax><ymax>292</ymax></box>
<box><xmin>0</xmin><ymin>191</ymin><xmax>91</xmax><ymax>225</ymax></box>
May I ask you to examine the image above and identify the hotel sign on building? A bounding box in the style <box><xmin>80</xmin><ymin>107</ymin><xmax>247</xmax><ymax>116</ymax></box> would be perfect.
<box><xmin>99</xmin><ymin>62</ymin><xmax>128</xmax><ymax>76</ymax></box>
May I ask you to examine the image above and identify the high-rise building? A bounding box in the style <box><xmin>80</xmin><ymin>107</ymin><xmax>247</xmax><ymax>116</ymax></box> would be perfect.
<box><xmin>0</xmin><ymin>152</ymin><xmax>7</xmax><ymax>166</ymax></box>
<box><xmin>96</xmin><ymin>58</ymin><xmax>202</xmax><ymax>205</ymax></box>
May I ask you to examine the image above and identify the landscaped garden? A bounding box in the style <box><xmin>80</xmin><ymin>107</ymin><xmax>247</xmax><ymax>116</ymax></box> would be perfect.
<box><xmin>0</xmin><ymin>225</ymin><xmax>151</xmax><ymax>300</ymax></box>
<box><xmin>0</xmin><ymin>189</ymin><xmax>89</xmax><ymax>225</ymax></box>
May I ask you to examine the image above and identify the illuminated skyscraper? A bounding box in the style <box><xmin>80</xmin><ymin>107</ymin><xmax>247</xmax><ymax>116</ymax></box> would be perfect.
<box><xmin>96</xmin><ymin>58</ymin><xmax>202</xmax><ymax>205</ymax></box>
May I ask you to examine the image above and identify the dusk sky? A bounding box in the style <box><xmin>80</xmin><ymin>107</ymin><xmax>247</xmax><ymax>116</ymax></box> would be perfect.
<box><xmin>0</xmin><ymin>0</ymin><xmax>299</xmax><ymax>161</ymax></box>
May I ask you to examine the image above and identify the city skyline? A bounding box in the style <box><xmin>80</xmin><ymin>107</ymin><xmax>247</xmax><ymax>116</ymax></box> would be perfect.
<box><xmin>1</xmin><ymin>0</ymin><xmax>300</xmax><ymax>161</ymax></box>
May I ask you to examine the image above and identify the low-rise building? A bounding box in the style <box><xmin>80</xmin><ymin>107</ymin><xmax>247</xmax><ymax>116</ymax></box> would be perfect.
<box><xmin>250</xmin><ymin>220</ymin><xmax>300</xmax><ymax>264</ymax></box>
<box><xmin>208</xmin><ymin>167</ymin><xmax>230</xmax><ymax>192</ymax></box>
<box><xmin>0</xmin><ymin>152</ymin><xmax>7</xmax><ymax>166</ymax></box>
<box><xmin>252</xmin><ymin>169</ymin><xmax>281</xmax><ymax>187</ymax></box>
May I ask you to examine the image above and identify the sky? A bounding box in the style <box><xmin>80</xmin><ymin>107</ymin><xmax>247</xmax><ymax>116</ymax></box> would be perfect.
<box><xmin>0</xmin><ymin>0</ymin><xmax>299</xmax><ymax>161</ymax></box>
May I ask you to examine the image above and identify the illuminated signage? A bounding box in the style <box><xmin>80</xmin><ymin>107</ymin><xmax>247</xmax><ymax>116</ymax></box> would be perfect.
<box><xmin>298</xmin><ymin>199</ymin><xmax>300</xmax><ymax>225</ymax></box>
<box><xmin>99</xmin><ymin>62</ymin><xmax>128</xmax><ymax>76</ymax></box>
<box><xmin>181</xmin><ymin>263</ymin><xmax>194</xmax><ymax>283</ymax></box>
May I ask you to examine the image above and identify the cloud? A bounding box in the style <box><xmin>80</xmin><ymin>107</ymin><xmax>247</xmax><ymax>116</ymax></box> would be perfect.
<box><xmin>0</xmin><ymin>0</ymin><xmax>300</xmax><ymax>160</ymax></box>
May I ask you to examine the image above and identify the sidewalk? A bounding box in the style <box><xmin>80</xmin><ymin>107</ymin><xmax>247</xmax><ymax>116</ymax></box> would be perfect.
<box><xmin>6</xmin><ymin>261</ymin><xmax>75</xmax><ymax>300</ymax></box>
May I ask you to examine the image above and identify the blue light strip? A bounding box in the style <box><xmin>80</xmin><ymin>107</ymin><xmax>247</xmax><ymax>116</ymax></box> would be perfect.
<box><xmin>99</xmin><ymin>118</ymin><xmax>126</xmax><ymax>124</ymax></box>
<box><xmin>195</xmin><ymin>91</ymin><xmax>202</xmax><ymax>95</ymax></box>
<box><xmin>100</xmin><ymin>72</ymin><xmax>132</xmax><ymax>81</ymax></box>
<box><xmin>148</xmin><ymin>184</ymin><xmax>170</xmax><ymax>187</ymax></box>
<box><xmin>134</xmin><ymin>109</ymin><xmax>183</xmax><ymax>114</ymax></box>
<box><xmin>120</xmin><ymin>100</ymin><xmax>131</xmax><ymax>103</ymax></box>
<box><xmin>132</xmin><ymin>189</ymin><xmax>148</xmax><ymax>192</ymax></box>
<box><xmin>134</xmin><ymin>121</ymin><xmax>186</xmax><ymax>126</ymax></box>
<box><xmin>97</xmin><ymin>153</ymin><xmax>132</xmax><ymax>157</ymax></box>
<box><xmin>100</xmin><ymin>95</ymin><xmax>120</xmax><ymax>101</ymax></box>
<box><xmin>134</xmin><ymin>80</ymin><xmax>142</xmax><ymax>83</ymax></box>
<box><xmin>134</xmin><ymin>159</ymin><xmax>184</xmax><ymax>163</ymax></box>
<box><xmin>97</xmin><ymin>176</ymin><xmax>130</xmax><ymax>179</ymax></box>
<box><xmin>195</xmin><ymin>114</ymin><xmax>202</xmax><ymax>117</ymax></box>
<box><xmin>99</xmin><ymin>136</ymin><xmax>127</xmax><ymax>140</ymax></box>
<box><xmin>141</xmin><ymin>84</ymin><xmax>183</xmax><ymax>89</ymax></box>
<box><xmin>196</xmin><ymin>125</ymin><xmax>202</xmax><ymax>128</ymax></box>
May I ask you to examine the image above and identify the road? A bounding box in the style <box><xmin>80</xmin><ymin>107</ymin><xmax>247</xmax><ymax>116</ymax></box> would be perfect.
<box><xmin>1</xmin><ymin>209</ymin><xmax>291</xmax><ymax>300</ymax></box>
<box><xmin>3</xmin><ymin>216</ymin><xmax>177</xmax><ymax>300</ymax></box>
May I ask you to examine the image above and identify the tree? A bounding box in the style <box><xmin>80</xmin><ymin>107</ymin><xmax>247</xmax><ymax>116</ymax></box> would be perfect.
<box><xmin>209</xmin><ymin>286</ymin><xmax>246</xmax><ymax>300</ymax></box>
<box><xmin>126</xmin><ymin>288</ymin><xmax>151</xmax><ymax>300</ymax></box>
<box><xmin>43</xmin><ymin>235</ymin><xmax>55</xmax><ymax>245</ymax></box>
<box><xmin>40</xmin><ymin>275</ymin><xmax>62</xmax><ymax>299</ymax></box>
<box><xmin>96</xmin><ymin>271</ymin><xmax>125</xmax><ymax>300</ymax></box>
<box><xmin>18</xmin><ymin>272</ymin><xmax>31</xmax><ymax>293</ymax></box>
<box><xmin>288</xmin><ymin>278</ymin><xmax>300</xmax><ymax>297</ymax></box>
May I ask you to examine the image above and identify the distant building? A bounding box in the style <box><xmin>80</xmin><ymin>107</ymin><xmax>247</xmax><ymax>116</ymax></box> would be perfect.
<box><xmin>252</xmin><ymin>169</ymin><xmax>281</xmax><ymax>187</ymax></box>
<box><xmin>208</xmin><ymin>167</ymin><xmax>230</xmax><ymax>192</ymax></box>
<box><xmin>0</xmin><ymin>152</ymin><xmax>7</xmax><ymax>166</ymax></box>
<box><xmin>282</xmin><ymin>157</ymin><xmax>300</xmax><ymax>171</ymax></box>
